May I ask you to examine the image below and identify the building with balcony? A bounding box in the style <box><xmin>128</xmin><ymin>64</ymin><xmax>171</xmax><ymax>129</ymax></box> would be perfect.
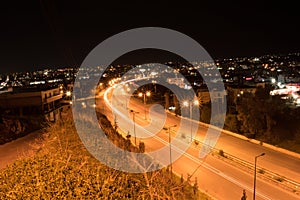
<box><xmin>197</xmin><ymin>88</ymin><xmax>227</xmax><ymax>104</ymax></box>
<box><xmin>0</xmin><ymin>86</ymin><xmax>63</xmax><ymax>122</ymax></box>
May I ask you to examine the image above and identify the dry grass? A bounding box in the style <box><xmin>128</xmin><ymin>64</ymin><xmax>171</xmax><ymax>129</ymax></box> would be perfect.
<box><xmin>0</xmin><ymin>110</ymin><xmax>211</xmax><ymax>199</ymax></box>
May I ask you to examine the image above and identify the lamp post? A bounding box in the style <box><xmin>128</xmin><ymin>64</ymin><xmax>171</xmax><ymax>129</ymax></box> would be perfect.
<box><xmin>130</xmin><ymin>109</ymin><xmax>139</xmax><ymax>145</ymax></box>
<box><xmin>253</xmin><ymin>153</ymin><xmax>265</xmax><ymax>200</ymax></box>
<box><xmin>66</xmin><ymin>91</ymin><xmax>71</xmax><ymax>97</ymax></box>
<box><xmin>183</xmin><ymin>99</ymin><xmax>199</xmax><ymax>142</ymax></box>
<box><xmin>138</xmin><ymin>91</ymin><xmax>151</xmax><ymax>120</ymax></box>
<box><xmin>167</xmin><ymin>124</ymin><xmax>177</xmax><ymax>179</ymax></box>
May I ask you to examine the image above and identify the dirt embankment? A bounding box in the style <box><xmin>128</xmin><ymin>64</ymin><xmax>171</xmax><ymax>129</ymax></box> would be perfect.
<box><xmin>0</xmin><ymin>116</ymin><xmax>44</xmax><ymax>144</ymax></box>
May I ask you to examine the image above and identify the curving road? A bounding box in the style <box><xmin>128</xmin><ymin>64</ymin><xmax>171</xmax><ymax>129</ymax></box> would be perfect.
<box><xmin>97</xmin><ymin>80</ymin><xmax>300</xmax><ymax>200</ymax></box>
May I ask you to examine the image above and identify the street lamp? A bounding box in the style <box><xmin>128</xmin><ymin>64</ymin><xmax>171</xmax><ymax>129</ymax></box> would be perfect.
<box><xmin>183</xmin><ymin>99</ymin><xmax>199</xmax><ymax>142</ymax></box>
<box><xmin>66</xmin><ymin>91</ymin><xmax>71</xmax><ymax>97</ymax></box>
<box><xmin>138</xmin><ymin>91</ymin><xmax>151</xmax><ymax>120</ymax></box>
<box><xmin>130</xmin><ymin>109</ymin><xmax>139</xmax><ymax>145</ymax></box>
<box><xmin>253</xmin><ymin>152</ymin><xmax>265</xmax><ymax>200</ymax></box>
<box><xmin>167</xmin><ymin>124</ymin><xmax>177</xmax><ymax>179</ymax></box>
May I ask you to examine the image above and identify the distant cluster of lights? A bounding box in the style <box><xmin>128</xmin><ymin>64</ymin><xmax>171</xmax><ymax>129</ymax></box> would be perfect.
<box><xmin>269</xmin><ymin>79</ymin><xmax>300</xmax><ymax>105</ymax></box>
<box><xmin>59</xmin><ymin>85</ymin><xmax>72</xmax><ymax>97</ymax></box>
<box><xmin>108</xmin><ymin>78</ymin><xmax>121</xmax><ymax>86</ymax></box>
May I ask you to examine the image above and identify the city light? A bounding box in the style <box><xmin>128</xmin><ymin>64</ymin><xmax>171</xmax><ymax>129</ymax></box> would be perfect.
<box><xmin>271</xmin><ymin>78</ymin><xmax>276</xmax><ymax>84</ymax></box>
<box><xmin>193</xmin><ymin>99</ymin><xmax>199</xmax><ymax>105</ymax></box>
<box><xmin>66</xmin><ymin>91</ymin><xmax>71</xmax><ymax>96</ymax></box>
<box><xmin>183</xmin><ymin>99</ymin><xmax>199</xmax><ymax>107</ymax></box>
<box><xmin>182</xmin><ymin>99</ymin><xmax>200</xmax><ymax>142</ymax></box>
<box><xmin>183</xmin><ymin>100</ymin><xmax>189</xmax><ymax>107</ymax></box>
<box><xmin>138</xmin><ymin>91</ymin><xmax>152</xmax><ymax>119</ymax></box>
<box><xmin>0</xmin><ymin>45</ymin><xmax>300</xmax><ymax>200</ymax></box>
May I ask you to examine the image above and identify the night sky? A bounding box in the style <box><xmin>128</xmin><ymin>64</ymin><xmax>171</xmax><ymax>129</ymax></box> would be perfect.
<box><xmin>0</xmin><ymin>1</ymin><xmax>299</xmax><ymax>73</ymax></box>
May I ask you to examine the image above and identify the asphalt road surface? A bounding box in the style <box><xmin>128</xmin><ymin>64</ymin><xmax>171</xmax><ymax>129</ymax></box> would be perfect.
<box><xmin>98</xmin><ymin>82</ymin><xmax>300</xmax><ymax>200</ymax></box>
<box><xmin>0</xmin><ymin>129</ymin><xmax>44</xmax><ymax>169</ymax></box>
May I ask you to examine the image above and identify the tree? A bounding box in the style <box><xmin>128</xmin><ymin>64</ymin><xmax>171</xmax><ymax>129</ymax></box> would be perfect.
<box><xmin>255</xmin><ymin>86</ymin><xmax>270</xmax><ymax>101</ymax></box>
<box><xmin>225</xmin><ymin>114</ymin><xmax>239</xmax><ymax>133</ymax></box>
<box><xmin>139</xmin><ymin>141</ymin><xmax>145</xmax><ymax>153</ymax></box>
<box><xmin>236</xmin><ymin>93</ymin><xmax>266</xmax><ymax>138</ymax></box>
<box><xmin>200</xmin><ymin>102</ymin><xmax>211</xmax><ymax>124</ymax></box>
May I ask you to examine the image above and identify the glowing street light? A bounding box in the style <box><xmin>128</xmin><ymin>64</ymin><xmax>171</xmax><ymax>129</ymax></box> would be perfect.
<box><xmin>146</xmin><ymin>91</ymin><xmax>151</xmax><ymax>97</ymax></box>
<box><xmin>138</xmin><ymin>91</ymin><xmax>151</xmax><ymax>120</ymax></box>
<box><xmin>183</xmin><ymin>100</ymin><xmax>189</xmax><ymax>107</ymax></box>
<box><xmin>193</xmin><ymin>99</ymin><xmax>199</xmax><ymax>106</ymax></box>
<box><xmin>253</xmin><ymin>153</ymin><xmax>265</xmax><ymax>200</ymax></box>
<box><xmin>183</xmin><ymin>99</ymin><xmax>199</xmax><ymax>142</ymax></box>
<box><xmin>66</xmin><ymin>91</ymin><xmax>71</xmax><ymax>97</ymax></box>
<box><xmin>271</xmin><ymin>78</ymin><xmax>276</xmax><ymax>84</ymax></box>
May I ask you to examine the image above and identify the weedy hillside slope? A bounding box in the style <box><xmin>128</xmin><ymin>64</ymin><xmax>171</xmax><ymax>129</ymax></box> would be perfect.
<box><xmin>0</xmin><ymin>110</ymin><xmax>211</xmax><ymax>199</ymax></box>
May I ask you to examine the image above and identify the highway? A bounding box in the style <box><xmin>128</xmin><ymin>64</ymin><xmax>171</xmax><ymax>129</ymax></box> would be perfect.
<box><xmin>97</xmin><ymin>81</ymin><xmax>300</xmax><ymax>200</ymax></box>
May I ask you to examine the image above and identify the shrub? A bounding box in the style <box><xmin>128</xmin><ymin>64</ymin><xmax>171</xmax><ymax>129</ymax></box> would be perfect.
<box><xmin>0</xmin><ymin>110</ymin><xmax>210</xmax><ymax>199</ymax></box>
<box><xmin>219</xmin><ymin>149</ymin><xmax>226</xmax><ymax>157</ymax></box>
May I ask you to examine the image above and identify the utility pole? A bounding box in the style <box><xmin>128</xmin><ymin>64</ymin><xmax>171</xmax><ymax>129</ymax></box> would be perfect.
<box><xmin>130</xmin><ymin>110</ymin><xmax>139</xmax><ymax>145</ymax></box>
<box><xmin>168</xmin><ymin>124</ymin><xmax>177</xmax><ymax>180</ymax></box>
<box><xmin>253</xmin><ymin>153</ymin><xmax>265</xmax><ymax>200</ymax></box>
<box><xmin>183</xmin><ymin>99</ymin><xmax>199</xmax><ymax>142</ymax></box>
<box><xmin>138</xmin><ymin>91</ymin><xmax>151</xmax><ymax>120</ymax></box>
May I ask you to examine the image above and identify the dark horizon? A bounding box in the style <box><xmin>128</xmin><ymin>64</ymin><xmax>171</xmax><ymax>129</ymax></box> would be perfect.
<box><xmin>0</xmin><ymin>1</ymin><xmax>299</xmax><ymax>74</ymax></box>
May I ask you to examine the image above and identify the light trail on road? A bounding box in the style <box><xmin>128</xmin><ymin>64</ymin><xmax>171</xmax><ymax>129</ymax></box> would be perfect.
<box><xmin>100</xmin><ymin>79</ymin><xmax>300</xmax><ymax>199</ymax></box>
